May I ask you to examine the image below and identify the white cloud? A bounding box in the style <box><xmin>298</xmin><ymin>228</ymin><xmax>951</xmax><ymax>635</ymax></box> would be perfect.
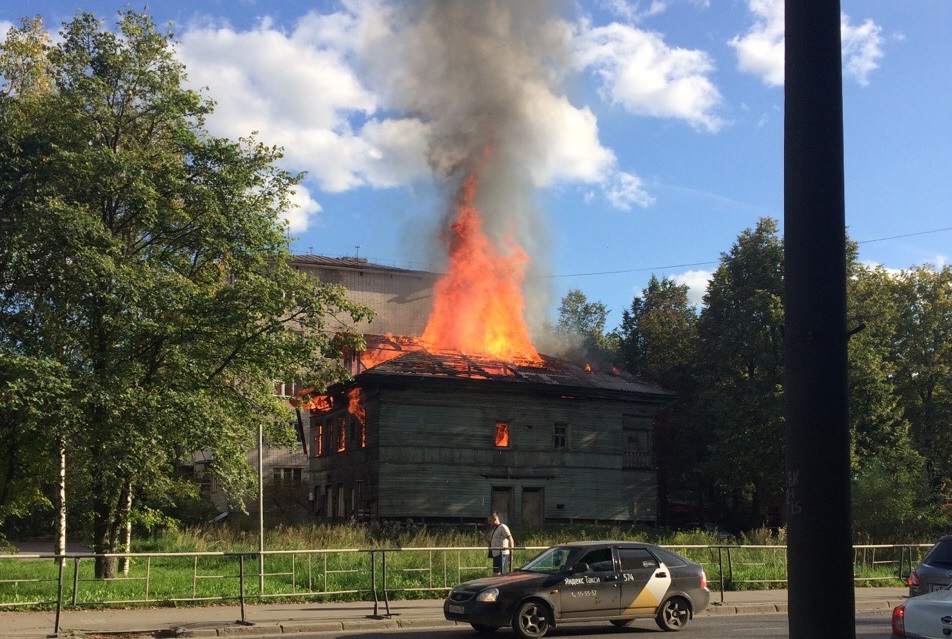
<box><xmin>516</xmin><ymin>85</ymin><xmax>653</xmax><ymax>211</ymax></box>
<box><xmin>598</xmin><ymin>0</ymin><xmax>667</xmax><ymax>22</ymax></box>
<box><xmin>841</xmin><ymin>13</ymin><xmax>884</xmax><ymax>86</ymax></box>
<box><xmin>673</xmin><ymin>269</ymin><xmax>712</xmax><ymax>307</ymax></box>
<box><xmin>521</xmin><ymin>86</ymin><xmax>616</xmax><ymax>187</ymax></box>
<box><xmin>730</xmin><ymin>0</ymin><xmax>885</xmax><ymax>87</ymax></box>
<box><xmin>168</xmin><ymin>2</ymin><xmax>660</xmax><ymax>225</ymax></box>
<box><xmin>176</xmin><ymin>7</ymin><xmax>424</xmax><ymax>198</ymax></box>
<box><xmin>284</xmin><ymin>185</ymin><xmax>321</xmax><ymax>233</ymax></box>
<box><xmin>729</xmin><ymin>0</ymin><xmax>785</xmax><ymax>87</ymax></box>
<box><xmin>574</xmin><ymin>19</ymin><xmax>724</xmax><ymax>132</ymax></box>
<box><xmin>604</xmin><ymin>171</ymin><xmax>655</xmax><ymax>210</ymax></box>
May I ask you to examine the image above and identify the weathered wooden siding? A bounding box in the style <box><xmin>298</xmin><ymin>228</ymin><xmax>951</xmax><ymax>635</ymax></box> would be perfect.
<box><xmin>368</xmin><ymin>385</ymin><xmax>657</xmax><ymax>523</ymax></box>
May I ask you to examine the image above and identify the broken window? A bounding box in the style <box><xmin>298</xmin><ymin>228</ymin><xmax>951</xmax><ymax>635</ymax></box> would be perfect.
<box><xmin>272</xmin><ymin>467</ymin><xmax>303</xmax><ymax>485</ymax></box>
<box><xmin>495</xmin><ymin>421</ymin><xmax>510</xmax><ymax>447</ymax></box>
<box><xmin>313</xmin><ymin>421</ymin><xmax>324</xmax><ymax>457</ymax></box>
<box><xmin>336</xmin><ymin>483</ymin><xmax>346</xmax><ymax>518</ymax></box>
<box><xmin>336</xmin><ymin>415</ymin><xmax>347</xmax><ymax>452</ymax></box>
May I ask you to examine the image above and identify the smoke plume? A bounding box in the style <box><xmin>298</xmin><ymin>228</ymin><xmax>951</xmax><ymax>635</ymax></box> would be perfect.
<box><xmin>363</xmin><ymin>0</ymin><xmax>572</xmax><ymax>338</ymax></box>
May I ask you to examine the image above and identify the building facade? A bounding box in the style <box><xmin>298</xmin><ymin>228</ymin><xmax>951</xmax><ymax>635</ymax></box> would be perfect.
<box><xmin>307</xmin><ymin>346</ymin><xmax>672</xmax><ymax>526</ymax></box>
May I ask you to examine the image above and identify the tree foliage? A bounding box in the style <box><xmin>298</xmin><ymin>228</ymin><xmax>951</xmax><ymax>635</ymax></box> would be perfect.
<box><xmin>587</xmin><ymin>216</ymin><xmax>951</xmax><ymax>539</ymax></box>
<box><xmin>617</xmin><ymin>275</ymin><xmax>700</xmax><ymax>526</ymax></box>
<box><xmin>618</xmin><ymin>275</ymin><xmax>698</xmax><ymax>389</ymax></box>
<box><xmin>694</xmin><ymin>218</ymin><xmax>785</xmax><ymax>528</ymax></box>
<box><xmin>889</xmin><ymin>265</ymin><xmax>952</xmax><ymax>496</ymax></box>
<box><xmin>0</xmin><ymin>11</ymin><xmax>372</xmax><ymax>574</ymax></box>
<box><xmin>555</xmin><ymin>288</ymin><xmax>617</xmax><ymax>360</ymax></box>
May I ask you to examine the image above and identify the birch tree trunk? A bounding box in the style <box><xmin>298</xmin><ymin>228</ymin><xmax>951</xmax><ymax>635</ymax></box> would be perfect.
<box><xmin>119</xmin><ymin>482</ymin><xmax>132</xmax><ymax>575</ymax></box>
<box><xmin>54</xmin><ymin>438</ymin><xmax>66</xmax><ymax>560</ymax></box>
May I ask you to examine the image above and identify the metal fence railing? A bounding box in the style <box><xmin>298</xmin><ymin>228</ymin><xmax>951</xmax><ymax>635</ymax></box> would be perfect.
<box><xmin>0</xmin><ymin>543</ymin><xmax>931</xmax><ymax>635</ymax></box>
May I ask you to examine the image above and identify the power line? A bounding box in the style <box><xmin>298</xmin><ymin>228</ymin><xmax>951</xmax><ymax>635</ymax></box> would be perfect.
<box><xmin>856</xmin><ymin>226</ymin><xmax>952</xmax><ymax>245</ymax></box>
<box><xmin>313</xmin><ymin>225</ymin><xmax>951</xmax><ymax>279</ymax></box>
<box><xmin>543</xmin><ymin>260</ymin><xmax>718</xmax><ymax>278</ymax></box>
<box><xmin>548</xmin><ymin>225</ymin><xmax>952</xmax><ymax>279</ymax></box>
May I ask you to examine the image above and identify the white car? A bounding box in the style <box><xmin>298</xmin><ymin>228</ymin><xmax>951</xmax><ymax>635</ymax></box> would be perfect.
<box><xmin>892</xmin><ymin>584</ymin><xmax>952</xmax><ymax>638</ymax></box>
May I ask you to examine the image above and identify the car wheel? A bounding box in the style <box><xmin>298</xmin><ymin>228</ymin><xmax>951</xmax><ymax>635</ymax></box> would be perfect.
<box><xmin>656</xmin><ymin>596</ymin><xmax>691</xmax><ymax>631</ymax></box>
<box><xmin>610</xmin><ymin>619</ymin><xmax>634</xmax><ymax>627</ymax></box>
<box><xmin>470</xmin><ymin>623</ymin><xmax>499</xmax><ymax>634</ymax></box>
<box><xmin>512</xmin><ymin>600</ymin><xmax>551</xmax><ymax>639</ymax></box>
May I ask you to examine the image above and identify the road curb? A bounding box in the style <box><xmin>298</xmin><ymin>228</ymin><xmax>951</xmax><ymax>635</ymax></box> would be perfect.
<box><xmin>167</xmin><ymin>601</ymin><xmax>901</xmax><ymax>637</ymax></box>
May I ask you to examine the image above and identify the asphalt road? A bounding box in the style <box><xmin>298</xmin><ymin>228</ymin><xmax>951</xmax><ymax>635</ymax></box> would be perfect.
<box><xmin>131</xmin><ymin>610</ymin><xmax>890</xmax><ymax>639</ymax></box>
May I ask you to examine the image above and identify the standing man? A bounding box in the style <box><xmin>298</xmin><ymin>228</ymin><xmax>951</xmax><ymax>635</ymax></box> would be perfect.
<box><xmin>487</xmin><ymin>512</ymin><xmax>515</xmax><ymax>575</ymax></box>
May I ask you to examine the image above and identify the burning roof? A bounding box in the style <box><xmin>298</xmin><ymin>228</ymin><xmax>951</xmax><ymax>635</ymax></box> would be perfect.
<box><xmin>347</xmin><ymin>334</ymin><xmax>672</xmax><ymax>400</ymax></box>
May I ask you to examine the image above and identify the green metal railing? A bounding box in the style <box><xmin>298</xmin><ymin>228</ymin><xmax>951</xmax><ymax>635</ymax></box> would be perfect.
<box><xmin>0</xmin><ymin>543</ymin><xmax>930</xmax><ymax>635</ymax></box>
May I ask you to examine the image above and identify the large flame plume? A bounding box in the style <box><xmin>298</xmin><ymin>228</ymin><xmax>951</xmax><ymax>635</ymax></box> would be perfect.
<box><xmin>422</xmin><ymin>171</ymin><xmax>540</xmax><ymax>361</ymax></box>
<box><xmin>367</xmin><ymin>1</ymin><xmax>569</xmax><ymax>362</ymax></box>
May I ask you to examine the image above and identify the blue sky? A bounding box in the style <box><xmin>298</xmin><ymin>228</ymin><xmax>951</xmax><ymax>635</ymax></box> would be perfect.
<box><xmin>2</xmin><ymin>1</ymin><xmax>950</xmax><ymax>331</ymax></box>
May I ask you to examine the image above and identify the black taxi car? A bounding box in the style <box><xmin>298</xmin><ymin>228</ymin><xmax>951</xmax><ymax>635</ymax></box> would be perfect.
<box><xmin>444</xmin><ymin>541</ymin><xmax>710</xmax><ymax>638</ymax></box>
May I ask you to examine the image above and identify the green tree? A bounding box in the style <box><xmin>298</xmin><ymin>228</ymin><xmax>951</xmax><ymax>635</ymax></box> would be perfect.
<box><xmin>695</xmin><ymin>218</ymin><xmax>785</xmax><ymax>529</ymax></box>
<box><xmin>847</xmin><ymin>259</ymin><xmax>931</xmax><ymax>540</ymax></box>
<box><xmin>617</xmin><ymin>275</ymin><xmax>700</xmax><ymax>526</ymax></box>
<box><xmin>0</xmin><ymin>11</ymin><xmax>372</xmax><ymax>576</ymax></box>
<box><xmin>847</xmin><ymin>264</ymin><xmax>911</xmax><ymax>463</ymax></box>
<box><xmin>555</xmin><ymin>289</ymin><xmax>618</xmax><ymax>360</ymax></box>
<box><xmin>618</xmin><ymin>275</ymin><xmax>698</xmax><ymax>388</ymax></box>
<box><xmin>890</xmin><ymin>265</ymin><xmax>952</xmax><ymax>497</ymax></box>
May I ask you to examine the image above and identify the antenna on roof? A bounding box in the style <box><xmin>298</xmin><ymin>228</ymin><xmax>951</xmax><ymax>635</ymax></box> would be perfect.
<box><xmin>308</xmin><ymin>246</ymin><xmax>313</xmax><ymax>255</ymax></box>
<box><xmin>355</xmin><ymin>245</ymin><xmax>361</xmax><ymax>259</ymax></box>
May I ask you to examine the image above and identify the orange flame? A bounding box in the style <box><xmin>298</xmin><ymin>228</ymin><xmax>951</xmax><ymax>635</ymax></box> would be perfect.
<box><xmin>347</xmin><ymin>388</ymin><xmax>366</xmax><ymax>447</ymax></box>
<box><xmin>422</xmin><ymin>171</ymin><xmax>540</xmax><ymax>362</ymax></box>
<box><xmin>494</xmin><ymin>421</ymin><xmax>510</xmax><ymax>447</ymax></box>
<box><xmin>293</xmin><ymin>387</ymin><xmax>333</xmax><ymax>412</ymax></box>
<box><xmin>352</xmin><ymin>335</ymin><xmax>417</xmax><ymax>372</ymax></box>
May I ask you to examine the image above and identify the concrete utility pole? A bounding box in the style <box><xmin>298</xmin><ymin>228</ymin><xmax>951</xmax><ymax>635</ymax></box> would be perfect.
<box><xmin>784</xmin><ymin>0</ymin><xmax>855</xmax><ymax>638</ymax></box>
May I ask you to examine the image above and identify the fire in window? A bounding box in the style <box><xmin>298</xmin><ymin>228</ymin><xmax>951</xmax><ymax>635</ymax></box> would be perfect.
<box><xmin>495</xmin><ymin>421</ymin><xmax>510</xmax><ymax>447</ymax></box>
<box><xmin>336</xmin><ymin>415</ymin><xmax>347</xmax><ymax>452</ymax></box>
<box><xmin>313</xmin><ymin>422</ymin><xmax>324</xmax><ymax>457</ymax></box>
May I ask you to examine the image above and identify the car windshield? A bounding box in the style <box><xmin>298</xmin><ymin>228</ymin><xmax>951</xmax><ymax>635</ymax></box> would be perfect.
<box><xmin>519</xmin><ymin>546</ymin><xmax>584</xmax><ymax>574</ymax></box>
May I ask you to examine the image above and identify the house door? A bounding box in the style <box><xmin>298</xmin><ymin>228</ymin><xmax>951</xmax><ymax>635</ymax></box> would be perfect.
<box><xmin>522</xmin><ymin>488</ymin><xmax>544</xmax><ymax>526</ymax></box>
<box><xmin>491</xmin><ymin>487</ymin><xmax>512</xmax><ymax>524</ymax></box>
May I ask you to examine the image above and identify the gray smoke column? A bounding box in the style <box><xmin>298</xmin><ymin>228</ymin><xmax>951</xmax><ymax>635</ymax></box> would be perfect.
<box><xmin>366</xmin><ymin>1</ymin><xmax>571</xmax><ymax>346</ymax></box>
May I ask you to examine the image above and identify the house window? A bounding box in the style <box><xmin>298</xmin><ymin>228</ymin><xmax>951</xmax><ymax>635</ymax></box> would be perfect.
<box><xmin>336</xmin><ymin>483</ymin><xmax>346</xmax><ymax>518</ymax></box>
<box><xmin>352</xmin><ymin>480</ymin><xmax>364</xmax><ymax>516</ymax></box>
<box><xmin>273</xmin><ymin>467</ymin><xmax>303</xmax><ymax>485</ymax></box>
<box><xmin>494</xmin><ymin>421</ymin><xmax>510</xmax><ymax>447</ymax></box>
<box><xmin>313</xmin><ymin>421</ymin><xmax>324</xmax><ymax>457</ymax></box>
<box><xmin>623</xmin><ymin>429</ymin><xmax>652</xmax><ymax>468</ymax></box>
<box><xmin>323</xmin><ymin>484</ymin><xmax>333</xmax><ymax>518</ymax></box>
<box><xmin>336</xmin><ymin>415</ymin><xmax>347</xmax><ymax>452</ymax></box>
<box><xmin>348</xmin><ymin>416</ymin><xmax>365</xmax><ymax>449</ymax></box>
<box><xmin>553</xmin><ymin>423</ymin><xmax>568</xmax><ymax>449</ymax></box>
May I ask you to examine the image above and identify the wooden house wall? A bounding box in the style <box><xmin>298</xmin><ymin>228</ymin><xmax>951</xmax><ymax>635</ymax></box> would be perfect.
<box><xmin>365</xmin><ymin>384</ymin><xmax>657</xmax><ymax>523</ymax></box>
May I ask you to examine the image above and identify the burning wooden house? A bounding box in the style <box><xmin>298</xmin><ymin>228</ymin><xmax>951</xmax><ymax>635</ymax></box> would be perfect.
<box><xmin>291</xmin><ymin>141</ymin><xmax>673</xmax><ymax>526</ymax></box>
<box><xmin>303</xmin><ymin>335</ymin><xmax>672</xmax><ymax>525</ymax></box>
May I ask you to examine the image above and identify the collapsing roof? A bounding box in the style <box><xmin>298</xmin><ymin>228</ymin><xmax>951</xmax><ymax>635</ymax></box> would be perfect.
<box><xmin>344</xmin><ymin>334</ymin><xmax>673</xmax><ymax>402</ymax></box>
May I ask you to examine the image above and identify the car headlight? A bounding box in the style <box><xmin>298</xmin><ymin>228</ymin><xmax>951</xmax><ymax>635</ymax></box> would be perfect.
<box><xmin>476</xmin><ymin>588</ymin><xmax>499</xmax><ymax>602</ymax></box>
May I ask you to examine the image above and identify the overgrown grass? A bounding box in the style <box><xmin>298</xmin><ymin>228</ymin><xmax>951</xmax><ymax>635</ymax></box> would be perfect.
<box><xmin>0</xmin><ymin>523</ymin><xmax>914</xmax><ymax>610</ymax></box>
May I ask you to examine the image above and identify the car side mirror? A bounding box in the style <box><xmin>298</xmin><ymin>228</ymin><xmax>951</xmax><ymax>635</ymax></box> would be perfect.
<box><xmin>569</xmin><ymin>562</ymin><xmax>589</xmax><ymax>574</ymax></box>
